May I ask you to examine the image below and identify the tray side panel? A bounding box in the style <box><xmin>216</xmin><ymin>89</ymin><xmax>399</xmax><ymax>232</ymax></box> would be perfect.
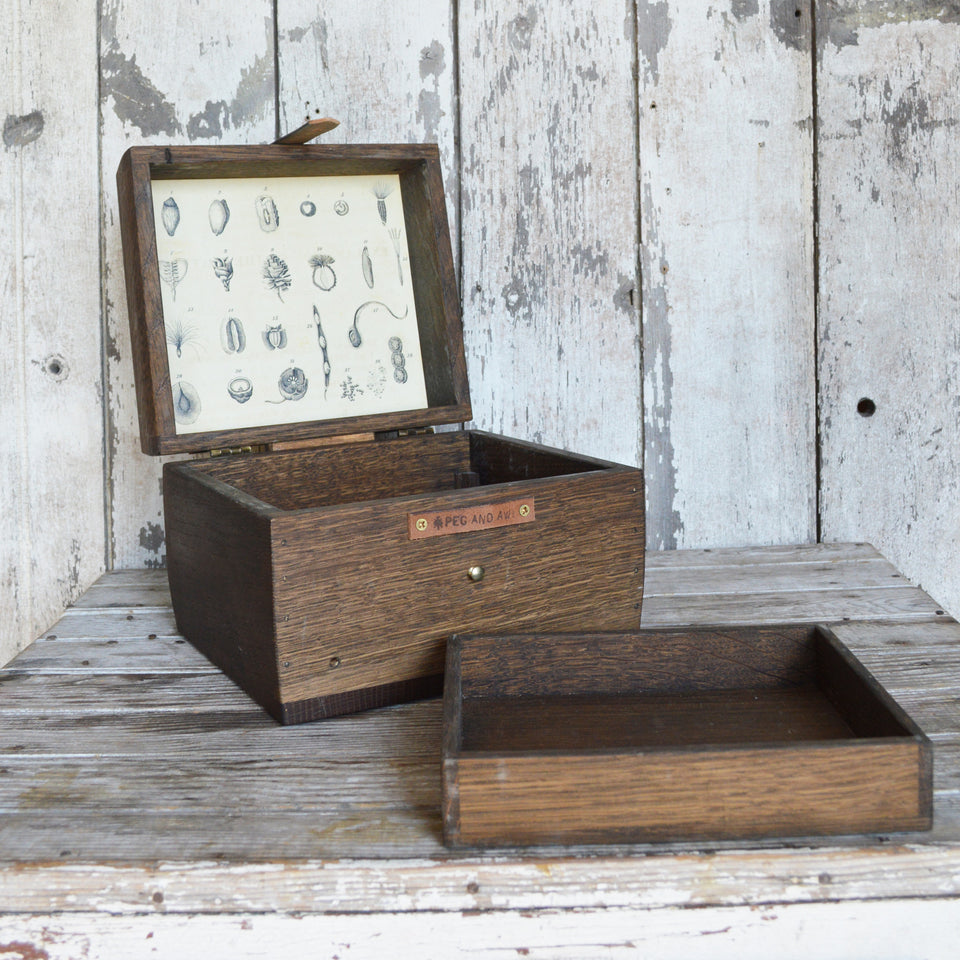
<box><xmin>454</xmin><ymin>626</ymin><xmax>816</xmax><ymax>699</ymax></box>
<box><xmin>270</xmin><ymin>466</ymin><xmax>644</xmax><ymax>704</ymax></box>
<box><xmin>163</xmin><ymin>464</ymin><xmax>282</xmax><ymax>719</ymax></box>
<box><xmin>450</xmin><ymin>742</ymin><xmax>930</xmax><ymax>847</ymax></box>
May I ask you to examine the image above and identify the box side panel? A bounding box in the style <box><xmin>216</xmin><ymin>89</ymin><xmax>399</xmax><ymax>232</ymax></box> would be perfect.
<box><xmin>455</xmin><ymin>626</ymin><xmax>817</xmax><ymax>699</ymax></box>
<box><xmin>196</xmin><ymin>432</ymin><xmax>472</xmax><ymax>510</ymax></box>
<box><xmin>163</xmin><ymin>464</ymin><xmax>282</xmax><ymax>719</ymax></box>
<box><xmin>441</xmin><ymin>637</ymin><xmax>465</xmax><ymax>845</ymax></box>
<box><xmin>451</xmin><ymin>742</ymin><xmax>930</xmax><ymax>847</ymax></box>
<box><xmin>271</xmin><ymin>468</ymin><xmax>644</xmax><ymax>705</ymax></box>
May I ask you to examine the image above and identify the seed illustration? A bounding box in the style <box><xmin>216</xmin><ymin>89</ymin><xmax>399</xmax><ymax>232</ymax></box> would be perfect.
<box><xmin>255</xmin><ymin>194</ymin><xmax>280</xmax><ymax>232</ymax></box>
<box><xmin>161</xmin><ymin>197</ymin><xmax>180</xmax><ymax>236</ymax></box>
<box><xmin>209</xmin><ymin>198</ymin><xmax>230</xmax><ymax>235</ymax></box>
<box><xmin>212</xmin><ymin>256</ymin><xmax>233</xmax><ymax>291</ymax></box>
<box><xmin>221</xmin><ymin>316</ymin><xmax>246</xmax><ymax>354</ymax></box>
<box><xmin>227</xmin><ymin>377</ymin><xmax>253</xmax><ymax>403</ymax></box>
<box><xmin>159</xmin><ymin>258</ymin><xmax>188</xmax><ymax>300</ymax></box>
<box><xmin>300</xmin><ymin>200</ymin><xmax>316</xmax><ymax>217</ymax></box>
<box><xmin>308</xmin><ymin>252</ymin><xmax>336</xmax><ymax>291</ymax></box>
<box><xmin>361</xmin><ymin>245</ymin><xmax>374</xmax><ymax>288</ymax></box>
<box><xmin>333</xmin><ymin>199</ymin><xmax>349</xmax><ymax>216</ymax></box>
<box><xmin>263</xmin><ymin>253</ymin><xmax>292</xmax><ymax>301</ymax></box>
<box><xmin>262</xmin><ymin>323</ymin><xmax>287</xmax><ymax>350</ymax></box>
<box><xmin>172</xmin><ymin>381</ymin><xmax>201</xmax><ymax>424</ymax></box>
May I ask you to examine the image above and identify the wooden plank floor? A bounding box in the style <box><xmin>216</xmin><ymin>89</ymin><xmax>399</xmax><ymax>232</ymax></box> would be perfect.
<box><xmin>2</xmin><ymin>543</ymin><xmax>960</xmax><ymax>931</ymax></box>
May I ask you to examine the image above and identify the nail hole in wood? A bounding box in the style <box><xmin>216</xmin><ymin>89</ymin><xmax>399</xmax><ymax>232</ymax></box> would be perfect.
<box><xmin>857</xmin><ymin>397</ymin><xmax>876</xmax><ymax>417</ymax></box>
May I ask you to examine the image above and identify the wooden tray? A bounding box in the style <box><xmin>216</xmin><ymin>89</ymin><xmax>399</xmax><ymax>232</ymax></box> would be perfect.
<box><xmin>442</xmin><ymin>625</ymin><xmax>932</xmax><ymax>847</ymax></box>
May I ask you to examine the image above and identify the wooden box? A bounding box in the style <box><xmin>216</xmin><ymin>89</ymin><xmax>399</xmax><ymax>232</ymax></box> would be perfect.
<box><xmin>116</xmin><ymin>136</ymin><xmax>644</xmax><ymax>723</ymax></box>
<box><xmin>442</xmin><ymin>625</ymin><xmax>932</xmax><ymax>847</ymax></box>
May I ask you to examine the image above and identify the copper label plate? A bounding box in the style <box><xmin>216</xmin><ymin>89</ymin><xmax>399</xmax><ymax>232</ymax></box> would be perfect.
<box><xmin>408</xmin><ymin>498</ymin><xmax>536</xmax><ymax>540</ymax></box>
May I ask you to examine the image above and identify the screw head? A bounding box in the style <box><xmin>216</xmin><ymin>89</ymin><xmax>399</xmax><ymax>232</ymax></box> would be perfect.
<box><xmin>467</xmin><ymin>565</ymin><xmax>485</xmax><ymax>582</ymax></box>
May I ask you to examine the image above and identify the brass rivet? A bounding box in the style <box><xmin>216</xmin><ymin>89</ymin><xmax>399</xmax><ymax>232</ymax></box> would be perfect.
<box><xmin>467</xmin><ymin>565</ymin><xmax>485</xmax><ymax>582</ymax></box>
<box><xmin>416</xmin><ymin>518</ymin><xmax>428</xmax><ymax>531</ymax></box>
<box><xmin>519</xmin><ymin>504</ymin><xmax>530</xmax><ymax>517</ymax></box>
<box><xmin>330</xmin><ymin>656</ymin><xmax>341</xmax><ymax>668</ymax></box>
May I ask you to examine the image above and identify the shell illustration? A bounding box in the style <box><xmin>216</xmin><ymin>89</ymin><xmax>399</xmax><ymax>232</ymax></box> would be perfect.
<box><xmin>278</xmin><ymin>367</ymin><xmax>308</xmax><ymax>401</ymax></box>
<box><xmin>262</xmin><ymin>253</ymin><xmax>292</xmax><ymax>301</ymax></box>
<box><xmin>333</xmin><ymin>199</ymin><xmax>349</xmax><ymax>216</ymax></box>
<box><xmin>262</xmin><ymin>323</ymin><xmax>287</xmax><ymax>351</ymax></box>
<box><xmin>161</xmin><ymin>197</ymin><xmax>180</xmax><ymax>236</ymax></box>
<box><xmin>159</xmin><ymin>258</ymin><xmax>188</xmax><ymax>299</ymax></box>
<box><xmin>220</xmin><ymin>316</ymin><xmax>246</xmax><ymax>355</ymax></box>
<box><xmin>212</xmin><ymin>256</ymin><xmax>233</xmax><ymax>291</ymax></box>
<box><xmin>255</xmin><ymin>194</ymin><xmax>279</xmax><ymax>232</ymax></box>
<box><xmin>172</xmin><ymin>381</ymin><xmax>201</xmax><ymax>425</ymax></box>
<box><xmin>209</xmin><ymin>198</ymin><xmax>230</xmax><ymax>235</ymax></box>
<box><xmin>361</xmin><ymin>245</ymin><xmax>374</xmax><ymax>288</ymax></box>
<box><xmin>308</xmin><ymin>252</ymin><xmax>336</xmax><ymax>291</ymax></box>
<box><xmin>227</xmin><ymin>377</ymin><xmax>253</xmax><ymax>404</ymax></box>
<box><xmin>300</xmin><ymin>200</ymin><xmax>316</xmax><ymax>217</ymax></box>
<box><xmin>348</xmin><ymin>300</ymin><xmax>409</xmax><ymax>348</ymax></box>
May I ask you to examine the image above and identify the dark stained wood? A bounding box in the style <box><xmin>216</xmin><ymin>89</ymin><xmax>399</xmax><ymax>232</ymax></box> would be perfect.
<box><xmin>460</xmin><ymin>687</ymin><xmax>858</xmax><ymax>752</ymax></box>
<box><xmin>163</xmin><ymin>432</ymin><xmax>644</xmax><ymax>721</ymax></box>
<box><xmin>442</xmin><ymin>627</ymin><xmax>932</xmax><ymax>847</ymax></box>
<box><xmin>116</xmin><ymin>143</ymin><xmax>471</xmax><ymax>456</ymax></box>
<box><xmin>162</xmin><ymin>464</ymin><xmax>284</xmax><ymax>720</ymax></box>
<box><xmin>194</xmin><ymin>431</ymin><xmax>474</xmax><ymax>510</ymax></box>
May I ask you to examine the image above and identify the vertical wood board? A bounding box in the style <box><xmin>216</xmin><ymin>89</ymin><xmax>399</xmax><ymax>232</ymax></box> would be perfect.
<box><xmin>638</xmin><ymin>0</ymin><xmax>817</xmax><ymax>549</ymax></box>
<box><xmin>277</xmin><ymin>0</ymin><xmax>460</xmax><ymax>272</ymax></box>
<box><xmin>0</xmin><ymin>0</ymin><xmax>104</xmax><ymax>665</ymax></box>
<box><xmin>816</xmin><ymin>5</ymin><xmax>960</xmax><ymax>621</ymax></box>
<box><xmin>458</xmin><ymin>1</ymin><xmax>642</xmax><ymax>466</ymax></box>
<box><xmin>100</xmin><ymin>0</ymin><xmax>277</xmax><ymax>569</ymax></box>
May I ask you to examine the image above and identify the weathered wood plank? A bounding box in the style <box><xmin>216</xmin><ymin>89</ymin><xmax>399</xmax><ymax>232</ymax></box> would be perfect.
<box><xmin>646</xmin><ymin>541</ymin><xmax>884</xmax><ymax>568</ymax></box>
<box><xmin>458</xmin><ymin>1</ymin><xmax>642</xmax><ymax>465</ymax></box>
<box><xmin>816</xmin><ymin>4</ymin><xmax>960</xmax><ymax>623</ymax></box>
<box><xmin>276</xmin><ymin>0</ymin><xmax>459</xmax><ymax>268</ymax></box>
<box><xmin>2</xmin><ymin>835</ymin><xmax>960</xmax><ymax>914</ymax></box>
<box><xmin>641</xmin><ymin>584</ymin><xmax>945</xmax><ymax>625</ymax></box>
<box><xmin>100</xmin><ymin>0</ymin><xmax>276</xmax><ymax>570</ymax></box>
<box><xmin>0</xmin><ymin>0</ymin><xmax>104</xmax><ymax>668</ymax></box>
<box><xmin>2</xmin><ymin>896</ymin><xmax>960</xmax><ymax>959</ymax></box>
<box><xmin>639</xmin><ymin>0</ymin><xmax>816</xmax><ymax>549</ymax></box>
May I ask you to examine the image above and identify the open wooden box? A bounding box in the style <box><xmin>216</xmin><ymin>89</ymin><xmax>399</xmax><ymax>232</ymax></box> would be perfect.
<box><xmin>442</xmin><ymin>625</ymin><xmax>932</xmax><ymax>847</ymax></box>
<box><xmin>116</xmin><ymin>133</ymin><xmax>644</xmax><ymax>723</ymax></box>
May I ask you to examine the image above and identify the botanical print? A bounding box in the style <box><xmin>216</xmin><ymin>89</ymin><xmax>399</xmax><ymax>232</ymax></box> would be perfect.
<box><xmin>151</xmin><ymin>173</ymin><xmax>426</xmax><ymax>435</ymax></box>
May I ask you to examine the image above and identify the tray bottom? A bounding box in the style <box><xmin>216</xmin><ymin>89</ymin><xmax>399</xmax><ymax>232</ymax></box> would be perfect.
<box><xmin>460</xmin><ymin>684</ymin><xmax>857</xmax><ymax>752</ymax></box>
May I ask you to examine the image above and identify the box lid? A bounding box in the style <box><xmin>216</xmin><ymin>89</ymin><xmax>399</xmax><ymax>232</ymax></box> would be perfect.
<box><xmin>117</xmin><ymin>132</ymin><xmax>470</xmax><ymax>456</ymax></box>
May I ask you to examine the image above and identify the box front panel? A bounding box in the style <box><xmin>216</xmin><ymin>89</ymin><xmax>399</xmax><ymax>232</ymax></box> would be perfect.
<box><xmin>449</xmin><ymin>742</ymin><xmax>929</xmax><ymax>847</ymax></box>
<box><xmin>271</xmin><ymin>467</ymin><xmax>644</xmax><ymax>705</ymax></box>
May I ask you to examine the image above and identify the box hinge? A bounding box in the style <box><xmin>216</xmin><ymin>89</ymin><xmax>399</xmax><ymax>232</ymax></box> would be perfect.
<box><xmin>201</xmin><ymin>445</ymin><xmax>267</xmax><ymax>459</ymax></box>
<box><xmin>374</xmin><ymin>427</ymin><xmax>436</xmax><ymax>441</ymax></box>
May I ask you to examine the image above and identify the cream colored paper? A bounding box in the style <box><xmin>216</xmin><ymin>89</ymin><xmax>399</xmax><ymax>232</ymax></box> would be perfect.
<box><xmin>151</xmin><ymin>174</ymin><xmax>427</xmax><ymax>434</ymax></box>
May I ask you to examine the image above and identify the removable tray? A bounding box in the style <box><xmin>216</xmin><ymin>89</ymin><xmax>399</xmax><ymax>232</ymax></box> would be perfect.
<box><xmin>442</xmin><ymin>625</ymin><xmax>932</xmax><ymax>847</ymax></box>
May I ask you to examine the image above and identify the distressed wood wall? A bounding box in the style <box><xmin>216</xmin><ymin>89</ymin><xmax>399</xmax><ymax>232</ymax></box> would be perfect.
<box><xmin>2</xmin><ymin>0</ymin><xmax>959</xmax><ymax>665</ymax></box>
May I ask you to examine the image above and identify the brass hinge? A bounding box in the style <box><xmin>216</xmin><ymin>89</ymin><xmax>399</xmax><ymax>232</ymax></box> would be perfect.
<box><xmin>374</xmin><ymin>427</ymin><xmax>435</xmax><ymax>441</ymax></box>
<box><xmin>202</xmin><ymin>445</ymin><xmax>267</xmax><ymax>459</ymax></box>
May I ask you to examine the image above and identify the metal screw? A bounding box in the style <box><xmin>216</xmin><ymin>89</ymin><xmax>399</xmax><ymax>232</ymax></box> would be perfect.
<box><xmin>467</xmin><ymin>565</ymin><xmax>485</xmax><ymax>582</ymax></box>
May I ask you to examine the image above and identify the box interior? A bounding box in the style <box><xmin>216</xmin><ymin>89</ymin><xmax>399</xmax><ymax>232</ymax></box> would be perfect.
<box><xmin>191</xmin><ymin>432</ymin><xmax>608</xmax><ymax>510</ymax></box>
<box><xmin>454</xmin><ymin>626</ymin><xmax>917</xmax><ymax>754</ymax></box>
